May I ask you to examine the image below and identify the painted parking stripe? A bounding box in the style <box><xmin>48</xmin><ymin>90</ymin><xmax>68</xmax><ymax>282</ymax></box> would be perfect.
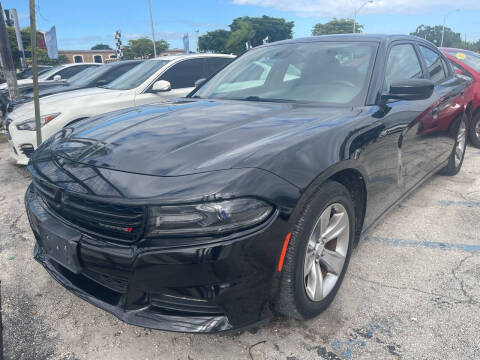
<box><xmin>438</xmin><ymin>200</ymin><xmax>480</xmax><ymax>207</ymax></box>
<box><xmin>367</xmin><ymin>236</ymin><xmax>480</xmax><ymax>253</ymax></box>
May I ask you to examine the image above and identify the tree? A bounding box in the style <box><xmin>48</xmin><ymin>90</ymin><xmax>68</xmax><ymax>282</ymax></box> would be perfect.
<box><xmin>198</xmin><ymin>15</ymin><xmax>294</xmax><ymax>55</ymax></box>
<box><xmin>122</xmin><ymin>38</ymin><xmax>169</xmax><ymax>59</ymax></box>
<box><xmin>91</xmin><ymin>43</ymin><xmax>112</xmax><ymax>50</ymax></box>
<box><xmin>410</xmin><ymin>25</ymin><xmax>462</xmax><ymax>47</ymax></box>
<box><xmin>7</xmin><ymin>26</ymin><xmax>67</xmax><ymax>68</ymax></box>
<box><xmin>198</xmin><ymin>30</ymin><xmax>230</xmax><ymax>53</ymax></box>
<box><xmin>226</xmin><ymin>20</ymin><xmax>256</xmax><ymax>54</ymax></box>
<box><xmin>312</xmin><ymin>18</ymin><xmax>362</xmax><ymax>36</ymax></box>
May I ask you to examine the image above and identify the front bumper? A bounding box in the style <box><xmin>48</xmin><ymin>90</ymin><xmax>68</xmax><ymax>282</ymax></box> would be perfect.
<box><xmin>7</xmin><ymin>122</ymin><xmax>35</xmax><ymax>165</ymax></box>
<box><xmin>26</xmin><ymin>184</ymin><xmax>284</xmax><ymax>333</ymax></box>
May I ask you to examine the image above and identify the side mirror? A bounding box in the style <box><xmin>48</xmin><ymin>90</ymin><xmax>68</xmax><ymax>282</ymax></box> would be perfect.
<box><xmin>95</xmin><ymin>79</ymin><xmax>108</xmax><ymax>86</ymax></box>
<box><xmin>53</xmin><ymin>74</ymin><xmax>62</xmax><ymax>81</ymax></box>
<box><xmin>151</xmin><ymin>80</ymin><xmax>171</xmax><ymax>92</ymax></box>
<box><xmin>382</xmin><ymin>79</ymin><xmax>434</xmax><ymax>101</ymax></box>
<box><xmin>454</xmin><ymin>68</ymin><xmax>463</xmax><ymax>75</ymax></box>
<box><xmin>194</xmin><ymin>78</ymin><xmax>206</xmax><ymax>88</ymax></box>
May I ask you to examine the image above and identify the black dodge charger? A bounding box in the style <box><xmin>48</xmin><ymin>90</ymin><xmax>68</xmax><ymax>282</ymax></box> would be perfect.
<box><xmin>25</xmin><ymin>35</ymin><xmax>470</xmax><ymax>333</ymax></box>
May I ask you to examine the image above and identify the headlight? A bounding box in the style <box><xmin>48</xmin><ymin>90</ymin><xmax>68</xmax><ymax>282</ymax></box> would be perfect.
<box><xmin>147</xmin><ymin>198</ymin><xmax>273</xmax><ymax>236</ymax></box>
<box><xmin>16</xmin><ymin>113</ymin><xmax>61</xmax><ymax>131</ymax></box>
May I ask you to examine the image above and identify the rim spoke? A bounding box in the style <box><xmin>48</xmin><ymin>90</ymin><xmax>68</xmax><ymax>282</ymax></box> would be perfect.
<box><xmin>320</xmin><ymin>249</ymin><xmax>345</xmax><ymax>276</ymax></box>
<box><xmin>319</xmin><ymin>204</ymin><xmax>332</xmax><ymax>235</ymax></box>
<box><xmin>455</xmin><ymin>146</ymin><xmax>463</xmax><ymax>160</ymax></box>
<box><xmin>322</xmin><ymin>211</ymin><xmax>348</xmax><ymax>242</ymax></box>
<box><xmin>303</xmin><ymin>202</ymin><xmax>350</xmax><ymax>302</ymax></box>
<box><xmin>313</xmin><ymin>263</ymin><xmax>323</xmax><ymax>301</ymax></box>
<box><xmin>304</xmin><ymin>250</ymin><xmax>315</xmax><ymax>276</ymax></box>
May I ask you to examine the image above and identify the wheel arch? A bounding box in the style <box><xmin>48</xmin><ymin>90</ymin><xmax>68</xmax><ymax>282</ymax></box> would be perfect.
<box><xmin>288</xmin><ymin>161</ymin><xmax>368</xmax><ymax>246</ymax></box>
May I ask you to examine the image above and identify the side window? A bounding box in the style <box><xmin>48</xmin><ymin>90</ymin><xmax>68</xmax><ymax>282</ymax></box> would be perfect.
<box><xmin>205</xmin><ymin>58</ymin><xmax>232</xmax><ymax>77</ymax></box>
<box><xmin>160</xmin><ymin>58</ymin><xmax>205</xmax><ymax>89</ymax></box>
<box><xmin>51</xmin><ymin>66</ymin><xmax>86</xmax><ymax>80</ymax></box>
<box><xmin>441</xmin><ymin>58</ymin><xmax>451</xmax><ymax>77</ymax></box>
<box><xmin>419</xmin><ymin>46</ymin><xmax>446</xmax><ymax>83</ymax></box>
<box><xmin>101</xmin><ymin>64</ymin><xmax>138</xmax><ymax>84</ymax></box>
<box><xmin>384</xmin><ymin>44</ymin><xmax>423</xmax><ymax>90</ymax></box>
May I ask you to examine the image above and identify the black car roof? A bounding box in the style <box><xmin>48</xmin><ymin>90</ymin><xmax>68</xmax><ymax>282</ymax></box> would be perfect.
<box><xmin>267</xmin><ymin>34</ymin><xmax>434</xmax><ymax>47</ymax></box>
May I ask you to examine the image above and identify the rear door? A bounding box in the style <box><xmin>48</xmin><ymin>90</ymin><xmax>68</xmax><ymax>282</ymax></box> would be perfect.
<box><xmin>417</xmin><ymin>44</ymin><xmax>463</xmax><ymax>169</ymax></box>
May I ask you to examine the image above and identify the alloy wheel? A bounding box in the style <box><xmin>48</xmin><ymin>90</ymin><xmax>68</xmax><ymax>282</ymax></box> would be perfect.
<box><xmin>455</xmin><ymin>120</ymin><xmax>466</xmax><ymax>168</ymax></box>
<box><xmin>303</xmin><ymin>203</ymin><xmax>350</xmax><ymax>302</ymax></box>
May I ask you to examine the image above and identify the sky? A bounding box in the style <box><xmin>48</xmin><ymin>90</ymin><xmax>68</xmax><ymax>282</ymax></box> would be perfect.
<box><xmin>3</xmin><ymin>0</ymin><xmax>480</xmax><ymax>51</ymax></box>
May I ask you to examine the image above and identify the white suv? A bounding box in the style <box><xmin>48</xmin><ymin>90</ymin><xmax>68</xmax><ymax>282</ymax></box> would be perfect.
<box><xmin>7</xmin><ymin>54</ymin><xmax>234</xmax><ymax>165</ymax></box>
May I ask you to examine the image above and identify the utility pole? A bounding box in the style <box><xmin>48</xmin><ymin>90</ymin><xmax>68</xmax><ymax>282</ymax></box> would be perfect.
<box><xmin>148</xmin><ymin>0</ymin><xmax>156</xmax><ymax>58</ymax></box>
<box><xmin>353</xmin><ymin>0</ymin><xmax>373</xmax><ymax>33</ymax></box>
<box><xmin>0</xmin><ymin>1</ymin><xmax>19</xmax><ymax>99</ymax></box>
<box><xmin>441</xmin><ymin>9</ymin><xmax>459</xmax><ymax>48</ymax></box>
<box><xmin>29</xmin><ymin>0</ymin><xmax>41</xmax><ymax>145</ymax></box>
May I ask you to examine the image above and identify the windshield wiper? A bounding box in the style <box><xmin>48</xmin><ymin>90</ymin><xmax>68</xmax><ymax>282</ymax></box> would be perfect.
<box><xmin>241</xmin><ymin>96</ymin><xmax>296</xmax><ymax>103</ymax></box>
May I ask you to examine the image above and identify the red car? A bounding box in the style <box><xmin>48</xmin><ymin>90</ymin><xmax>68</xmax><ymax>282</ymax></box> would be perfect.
<box><xmin>441</xmin><ymin>48</ymin><xmax>480</xmax><ymax>147</ymax></box>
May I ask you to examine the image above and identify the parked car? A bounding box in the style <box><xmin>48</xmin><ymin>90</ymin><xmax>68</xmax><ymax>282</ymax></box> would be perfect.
<box><xmin>17</xmin><ymin>65</ymin><xmax>53</xmax><ymax>80</ymax></box>
<box><xmin>25</xmin><ymin>35</ymin><xmax>469</xmax><ymax>333</ymax></box>
<box><xmin>7</xmin><ymin>60</ymin><xmax>143</xmax><ymax>113</ymax></box>
<box><xmin>7</xmin><ymin>54</ymin><xmax>234</xmax><ymax>164</ymax></box>
<box><xmin>0</xmin><ymin>63</ymin><xmax>102</xmax><ymax>118</ymax></box>
<box><xmin>441</xmin><ymin>47</ymin><xmax>480</xmax><ymax>147</ymax></box>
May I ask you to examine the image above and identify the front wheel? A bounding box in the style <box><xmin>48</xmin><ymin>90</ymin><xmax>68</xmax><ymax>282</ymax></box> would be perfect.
<box><xmin>440</xmin><ymin>117</ymin><xmax>467</xmax><ymax>176</ymax></box>
<box><xmin>469</xmin><ymin>112</ymin><xmax>480</xmax><ymax>148</ymax></box>
<box><xmin>275</xmin><ymin>181</ymin><xmax>355</xmax><ymax>320</ymax></box>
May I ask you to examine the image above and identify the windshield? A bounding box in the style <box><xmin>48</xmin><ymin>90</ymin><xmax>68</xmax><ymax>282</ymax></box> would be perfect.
<box><xmin>193</xmin><ymin>41</ymin><xmax>377</xmax><ymax>105</ymax></box>
<box><xmin>67</xmin><ymin>65</ymin><xmax>111</xmax><ymax>86</ymax></box>
<box><xmin>38</xmin><ymin>65</ymin><xmax>63</xmax><ymax>80</ymax></box>
<box><xmin>447</xmin><ymin>50</ymin><xmax>480</xmax><ymax>73</ymax></box>
<box><xmin>104</xmin><ymin>59</ymin><xmax>170</xmax><ymax>90</ymax></box>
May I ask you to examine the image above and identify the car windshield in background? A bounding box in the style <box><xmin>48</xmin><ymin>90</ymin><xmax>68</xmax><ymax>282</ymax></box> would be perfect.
<box><xmin>67</xmin><ymin>66</ymin><xmax>107</xmax><ymax>86</ymax></box>
<box><xmin>193</xmin><ymin>41</ymin><xmax>377</xmax><ymax>105</ymax></box>
<box><xmin>38</xmin><ymin>65</ymin><xmax>63</xmax><ymax>80</ymax></box>
<box><xmin>447</xmin><ymin>50</ymin><xmax>480</xmax><ymax>73</ymax></box>
<box><xmin>104</xmin><ymin>60</ymin><xmax>170</xmax><ymax>90</ymax></box>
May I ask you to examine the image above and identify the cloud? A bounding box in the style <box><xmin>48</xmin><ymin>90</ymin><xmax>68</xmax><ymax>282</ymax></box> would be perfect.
<box><xmin>232</xmin><ymin>0</ymin><xmax>480</xmax><ymax>17</ymax></box>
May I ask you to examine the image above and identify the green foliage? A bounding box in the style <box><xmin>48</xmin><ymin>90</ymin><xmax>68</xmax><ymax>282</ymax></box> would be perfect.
<box><xmin>198</xmin><ymin>15</ymin><xmax>294</xmax><ymax>55</ymax></box>
<box><xmin>122</xmin><ymin>38</ymin><xmax>169</xmax><ymax>59</ymax></box>
<box><xmin>226</xmin><ymin>20</ymin><xmax>256</xmax><ymax>54</ymax></box>
<box><xmin>7</xmin><ymin>26</ymin><xmax>67</xmax><ymax>67</ymax></box>
<box><xmin>91</xmin><ymin>43</ymin><xmax>112</xmax><ymax>50</ymax></box>
<box><xmin>312</xmin><ymin>18</ymin><xmax>361</xmax><ymax>36</ymax></box>
<box><xmin>198</xmin><ymin>30</ymin><xmax>231</xmax><ymax>53</ymax></box>
<box><xmin>410</xmin><ymin>25</ymin><xmax>462</xmax><ymax>47</ymax></box>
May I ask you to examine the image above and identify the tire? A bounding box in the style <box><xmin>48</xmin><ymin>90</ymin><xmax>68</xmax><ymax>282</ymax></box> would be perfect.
<box><xmin>275</xmin><ymin>180</ymin><xmax>355</xmax><ymax>320</ymax></box>
<box><xmin>469</xmin><ymin>111</ymin><xmax>480</xmax><ymax>148</ymax></box>
<box><xmin>440</xmin><ymin>117</ymin><xmax>467</xmax><ymax>176</ymax></box>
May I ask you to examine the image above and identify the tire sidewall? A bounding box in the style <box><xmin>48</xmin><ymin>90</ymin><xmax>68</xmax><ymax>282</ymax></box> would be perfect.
<box><xmin>469</xmin><ymin>112</ymin><xmax>480</xmax><ymax>148</ymax></box>
<box><xmin>292</xmin><ymin>185</ymin><xmax>355</xmax><ymax>319</ymax></box>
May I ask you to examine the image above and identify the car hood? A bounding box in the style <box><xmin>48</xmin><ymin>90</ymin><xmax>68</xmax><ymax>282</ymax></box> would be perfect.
<box><xmin>41</xmin><ymin>99</ymin><xmax>354</xmax><ymax>177</ymax></box>
<box><xmin>9</xmin><ymin>87</ymin><xmax>121</xmax><ymax>121</ymax></box>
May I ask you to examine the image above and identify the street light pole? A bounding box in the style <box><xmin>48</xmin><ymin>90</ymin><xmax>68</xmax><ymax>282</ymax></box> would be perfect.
<box><xmin>441</xmin><ymin>9</ymin><xmax>459</xmax><ymax>47</ymax></box>
<box><xmin>353</xmin><ymin>0</ymin><xmax>373</xmax><ymax>33</ymax></box>
<box><xmin>148</xmin><ymin>0</ymin><xmax>157</xmax><ymax>58</ymax></box>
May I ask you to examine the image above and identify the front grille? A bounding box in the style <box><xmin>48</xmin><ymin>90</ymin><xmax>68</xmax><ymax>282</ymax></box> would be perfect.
<box><xmin>34</xmin><ymin>180</ymin><xmax>146</xmax><ymax>243</ymax></box>
<box><xmin>83</xmin><ymin>269</ymin><xmax>129</xmax><ymax>293</ymax></box>
<box><xmin>151</xmin><ymin>294</ymin><xmax>224</xmax><ymax>315</ymax></box>
<box><xmin>20</xmin><ymin>144</ymin><xmax>35</xmax><ymax>158</ymax></box>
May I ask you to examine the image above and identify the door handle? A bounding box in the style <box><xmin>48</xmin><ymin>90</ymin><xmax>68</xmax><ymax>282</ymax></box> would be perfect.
<box><xmin>432</xmin><ymin>107</ymin><xmax>439</xmax><ymax>120</ymax></box>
